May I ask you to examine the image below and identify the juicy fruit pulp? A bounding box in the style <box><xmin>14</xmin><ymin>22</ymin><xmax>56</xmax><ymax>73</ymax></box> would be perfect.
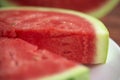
<box><xmin>0</xmin><ymin>38</ymin><xmax>86</xmax><ymax>80</ymax></box>
<box><xmin>8</xmin><ymin>0</ymin><xmax>107</xmax><ymax>12</ymax></box>
<box><xmin>0</xmin><ymin>7</ymin><xmax>109</xmax><ymax>80</ymax></box>
<box><xmin>0</xmin><ymin>10</ymin><xmax>96</xmax><ymax>63</ymax></box>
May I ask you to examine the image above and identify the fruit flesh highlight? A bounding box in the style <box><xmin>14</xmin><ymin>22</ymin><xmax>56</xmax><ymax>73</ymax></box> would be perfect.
<box><xmin>0</xmin><ymin>10</ymin><xmax>96</xmax><ymax>64</ymax></box>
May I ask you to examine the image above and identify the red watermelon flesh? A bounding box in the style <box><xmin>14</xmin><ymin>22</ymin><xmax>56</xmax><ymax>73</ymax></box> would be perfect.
<box><xmin>0</xmin><ymin>10</ymin><xmax>96</xmax><ymax>63</ymax></box>
<box><xmin>0</xmin><ymin>38</ymin><xmax>77</xmax><ymax>80</ymax></box>
<box><xmin>8</xmin><ymin>0</ymin><xmax>107</xmax><ymax>12</ymax></box>
<box><xmin>0</xmin><ymin>11</ymin><xmax>95</xmax><ymax>63</ymax></box>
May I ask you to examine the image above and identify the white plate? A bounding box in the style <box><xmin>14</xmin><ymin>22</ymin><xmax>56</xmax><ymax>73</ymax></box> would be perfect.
<box><xmin>91</xmin><ymin>39</ymin><xmax>120</xmax><ymax>80</ymax></box>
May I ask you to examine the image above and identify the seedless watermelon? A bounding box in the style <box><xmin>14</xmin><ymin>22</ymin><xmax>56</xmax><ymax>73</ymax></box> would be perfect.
<box><xmin>0</xmin><ymin>38</ymin><xmax>89</xmax><ymax>80</ymax></box>
<box><xmin>0</xmin><ymin>0</ymin><xmax>119</xmax><ymax>18</ymax></box>
<box><xmin>0</xmin><ymin>7</ymin><xmax>109</xmax><ymax>64</ymax></box>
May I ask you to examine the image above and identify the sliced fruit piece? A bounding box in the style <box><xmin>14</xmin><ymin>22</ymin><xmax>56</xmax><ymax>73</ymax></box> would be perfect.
<box><xmin>0</xmin><ymin>38</ymin><xmax>89</xmax><ymax>80</ymax></box>
<box><xmin>0</xmin><ymin>0</ymin><xmax>119</xmax><ymax>18</ymax></box>
<box><xmin>0</xmin><ymin>7</ymin><xmax>109</xmax><ymax>64</ymax></box>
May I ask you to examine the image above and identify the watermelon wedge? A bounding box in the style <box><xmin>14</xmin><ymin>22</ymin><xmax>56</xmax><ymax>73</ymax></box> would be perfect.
<box><xmin>0</xmin><ymin>38</ymin><xmax>89</xmax><ymax>80</ymax></box>
<box><xmin>0</xmin><ymin>7</ymin><xmax>109</xmax><ymax>64</ymax></box>
<box><xmin>0</xmin><ymin>0</ymin><xmax>119</xmax><ymax>18</ymax></box>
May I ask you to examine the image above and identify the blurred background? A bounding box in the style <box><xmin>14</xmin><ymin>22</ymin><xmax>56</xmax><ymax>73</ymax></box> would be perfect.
<box><xmin>102</xmin><ymin>3</ymin><xmax>120</xmax><ymax>46</ymax></box>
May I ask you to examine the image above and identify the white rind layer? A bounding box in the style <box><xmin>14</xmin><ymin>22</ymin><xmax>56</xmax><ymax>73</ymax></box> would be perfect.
<box><xmin>0</xmin><ymin>0</ymin><xmax>119</xmax><ymax>18</ymax></box>
<box><xmin>0</xmin><ymin>7</ymin><xmax>109</xmax><ymax>64</ymax></box>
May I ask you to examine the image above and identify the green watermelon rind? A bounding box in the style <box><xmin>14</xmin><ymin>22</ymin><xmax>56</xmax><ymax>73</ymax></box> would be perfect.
<box><xmin>0</xmin><ymin>7</ymin><xmax>109</xmax><ymax>64</ymax></box>
<box><xmin>0</xmin><ymin>0</ymin><xmax>17</xmax><ymax>7</ymax></box>
<box><xmin>0</xmin><ymin>0</ymin><xmax>119</xmax><ymax>18</ymax></box>
<box><xmin>37</xmin><ymin>66</ymin><xmax>89</xmax><ymax>80</ymax></box>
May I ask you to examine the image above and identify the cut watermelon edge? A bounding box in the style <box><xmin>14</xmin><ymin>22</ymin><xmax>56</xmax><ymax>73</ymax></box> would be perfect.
<box><xmin>0</xmin><ymin>7</ymin><xmax>109</xmax><ymax>64</ymax></box>
<box><xmin>0</xmin><ymin>7</ymin><xmax>109</xmax><ymax>80</ymax></box>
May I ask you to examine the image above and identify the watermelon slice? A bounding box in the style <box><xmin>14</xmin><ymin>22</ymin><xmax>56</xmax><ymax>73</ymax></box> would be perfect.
<box><xmin>0</xmin><ymin>7</ymin><xmax>109</xmax><ymax>64</ymax></box>
<box><xmin>0</xmin><ymin>0</ymin><xmax>119</xmax><ymax>18</ymax></box>
<box><xmin>0</xmin><ymin>38</ymin><xmax>89</xmax><ymax>80</ymax></box>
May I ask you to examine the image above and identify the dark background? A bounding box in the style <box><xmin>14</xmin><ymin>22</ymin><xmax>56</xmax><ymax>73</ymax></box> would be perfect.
<box><xmin>102</xmin><ymin>3</ymin><xmax>120</xmax><ymax>46</ymax></box>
